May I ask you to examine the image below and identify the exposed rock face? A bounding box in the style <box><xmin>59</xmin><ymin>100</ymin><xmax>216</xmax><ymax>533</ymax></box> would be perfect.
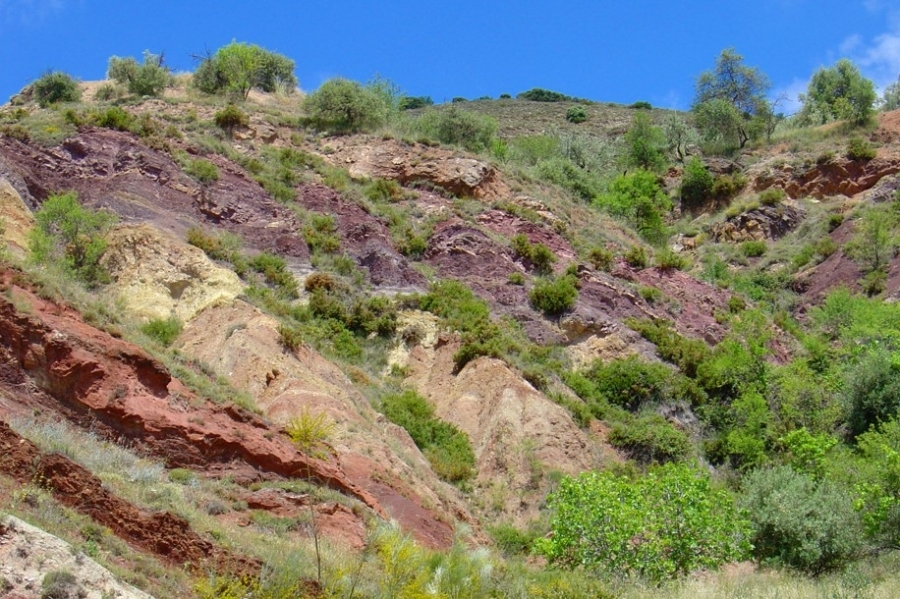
<box><xmin>102</xmin><ymin>223</ymin><xmax>244</xmax><ymax>322</ymax></box>
<box><xmin>296</xmin><ymin>184</ymin><xmax>426</xmax><ymax>289</ymax></box>
<box><xmin>0</xmin><ymin>176</ymin><xmax>34</xmax><ymax>255</ymax></box>
<box><xmin>0</xmin><ymin>130</ymin><xmax>309</xmax><ymax>259</ymax></box>
<box><xmin>751</xmin><ymin>156</ymin><xmax>900</xmax><ymax>199</ymax></box>
<box><xmin>176</xmin><ymin>299</ymin><xmax>465</xmax><ymax>549</ymax></box>
<box><xmin>404</xmin><ymin>335</ymin><xmax>604</xmax><ymax>523</ymax></box>
<box><xmin>323</xmin><ymin>137</ymin><xmax>510</xmax><ymax>199</ymax></box>
<box><xmin>711</xmin><ymin>202</ymin><xmax>806</xmax><ymax>242</ymax></box>
<box><xmin>475</xmin><ymin>209</ymin><xmax>576</xmax><ymax>268</ymax></box>
<box><xmin>0</xmin><ymin>515</ymin><xmax>156</xmax><ymax>599</ymax></box>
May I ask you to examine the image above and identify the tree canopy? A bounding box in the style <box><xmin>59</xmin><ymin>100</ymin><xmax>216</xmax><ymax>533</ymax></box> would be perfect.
<box><xmin>799</xmin><ymin>58</ymin><xmax>876</xmax><ymax>125</ymax></box>
<box><xmin>193</xmin><ymin>41</ymin><xmax>296</xmax><ymax>100</ymax></box>
<box><xmin>692</xmin><ymin>48</ymin><xmax>771</xmax><ymax>149</ymax></box>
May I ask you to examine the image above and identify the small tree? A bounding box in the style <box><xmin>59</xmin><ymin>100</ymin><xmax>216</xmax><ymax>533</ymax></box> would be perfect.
<box><xmin>303</xmin><ymin>77</ymin><xmax>387</xmax><ymax>133</ymax></box>
<box><xmin>623</xmin><ymin>111</ymin><xmax>666</xmax><ymax>171</ymax></box>
<box><xmin>680</xmin><ymin>156</ymin><xmax>714</xmax><ymax>210</ymax></box>
<box><xmin>32</xmin><ymin>71</ymin><xmax>81</xmax><ymax>107</ymax></box>
<box><xmin>881</xmin><ymin>75</ymin><xmax>900</xmax><ymax>112</ymax></box>
<box><xmin>193</xmin><ymin>41</ymin><xmax>296</xmax><ymax>100</ymax></box>
<box><xmin>107</xmin><ymin>51</ymin><xmax>172</xmax><ymax>97</ymax></box>
<box><xmin>595</xmin><ymin>170</ymin><xmax>672</xmax><ymax>244</ymax></box>
<box><xmin>29</xmin><ymin>192</ymin><xmax>118</xmax><ymax>286</ymax></box>
<box><xmin>692</xmin><ymin>48</ymin><xmax>771</xmax><ymax>149</ymax></box>
<box><xmin>799</xmin><ymin>58</ymin><xmax>877</xmax><ymax>125</ymax></box>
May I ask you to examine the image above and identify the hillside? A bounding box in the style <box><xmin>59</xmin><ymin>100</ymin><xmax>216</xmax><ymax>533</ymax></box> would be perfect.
<box><xmin>3</xmin><ymin>61</ymin><xmax>900</xmax><ymax>598</ymax></box>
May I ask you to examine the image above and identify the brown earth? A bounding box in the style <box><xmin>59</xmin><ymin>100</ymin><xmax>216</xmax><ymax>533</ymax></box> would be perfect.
<box><xmin>321</xmin><ymin>136</ymin><xmax>510</xmax><ymax>200</ymax></box>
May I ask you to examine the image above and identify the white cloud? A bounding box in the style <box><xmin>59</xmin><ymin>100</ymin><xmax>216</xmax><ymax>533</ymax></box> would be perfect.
<box><xmin>840</xmin><ymin>34</ymin><xmax>863</xmax><ymax>55</ymax></box>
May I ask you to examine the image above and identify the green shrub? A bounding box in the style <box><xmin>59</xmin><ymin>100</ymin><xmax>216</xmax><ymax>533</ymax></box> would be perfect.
<box><xmin>740</xmin><ymin>240</ymin><xmax>767</xmax><ymax>257</ymax></box>
<box><xmin>595</xmin><ymin>170</ymin><xmax>671</xmax><ymax>243</ymax></box>
<box><xmin>711</xmin><ymin>172</ymin><xmax>746</xmax><ymax>201</ymax></box>
<box><xmin>517</xmin><ymin>88</ymin><xmax>581</xmax><ymax>102</ymax></box>
<box><xmin>680</xmin><ymin>157</ymin><xmax>714</xmax><ymax>211</ymax></box>
<box><xmin>94</xmin><ymin>83</ymin><xmax>118</xmax><ymax>101</ymax></box>
<box><xmin>539</xmin><ymin>464</ymin><xmax>750</xmax><ymax>581</ymax></box>
<box><xmin>536</xmin><ymin>157</ymin><xmax>601</xmax><ymax>201</ymax></box>
<box><xmin>140</xmin><ymin>317</ymin><xmax>183</xmax><ymax>346</ymax></box>
<box><xmin>508</xmin><ymin>271</ymin><xmax>525</xmax><ymax>285</ymax></box>
<box><xmin>630</xmin><ymin>101</ymin><xmax>653</xmax><ymax>110</ymax></box>
<box><xmin>587</xmin><ymin>246</ymin><xmax>614</xmax><ymax>271</ymax></box>
<box><xmin>740</xmin><ymin>465</ymin><xmax>864</xmax><ymax>574</ymax></box>
<box><xmin>529</xmin><ymin>274</ymin><xmax>578</xmax><ymax>316</ymax></box>
<box><xmin>511</xmin><ymin>234</ymin><xmax>556</xmax><ymax>275</ymax></box>
<box><xmin>304</xmin><ymin>77</ymin><xmax>388</xmax><ymax>133</ymax></box>
<box><xmin>565</xmin><ymin>105</ymin><xmax>587</xmax><ymax>123</ymax></box>
<box><xmin>303</xmin><ymin>213</ymin><xmax>341</xmax><ymax>254</ymax></box>
<box><xmin>827</xmin><ymin>213</ymin><xmax>845</xmax><ymax>232</ymax></box>
<box><xmin>624</xmin><ymin>245</ymin><xmax>648</xmax><ymax>268</ymax></box>
<box><xmin>844</xmin><ymin>348</ymin><xmax>900</xmax><ymax>439</ymax></box>
<box><xmin>107</xmin><ymin>51</ymin><xmax>172</xmax><ymax>97</ymax></box>
<box><xmin>624</xmin><ymin>111</ymin><xmax>667</xmax><ymax>172</ymax></box>
<box><xmin>213</xmin><ymin>104</ymin><xmax>248</xmax><ymax>131</ymax></box>
<box><xmin>193</xmin><ymin>41</ymin><xmax>296</xmax><ymax>99</ymax></box>
<box><xmin>365</xmin><ymin>177</ymin><xmax>404</xmax><ymax>202</ymax></box>
<box><xmin>380</xmin><ymin>390</ymin><xmax>475</xmax><ymax>483</ymax></box>
<box><xmin>248</xmin><ymin>252</ymin><xmax>298</xmax><ymax>297</ymax></box>
<box><xmin>608</xmin><ymin>413</ymin><xmax>692</xmax><ymax>464</ymax></box>
<box><xmin>846</xmin><ymin>137</ymin><xmax>877</xmax><ymax>160</ymax></box>
<box><xmin>91</xmin><ymin>106</ymin><xmax>134</xmax><ymax>131</ymax></box>
<box><xmin>184</xmin><ymin>158</ymin><xmax>219</xmax><ymax>185</ymax></box>
<box><xmin>32</xmin><ymin>71</ymin><xmax>81</xmax><ymax>107</ymax></box>
<box><xmin>28</xmin><ymin>192</ymin><xmax>118</xmax><ymax>287</ymax></box>
<box><xmin>639</xmin><ymin>285</ymin><xmax>662</xmax><ymax>303</ymax></box>
<box><xmin>41</xmin><ymin>569</ymin><xmax>81</xmax><ymax>599</ymax></box>
<box><xmin>409</xmin><ymin>106</ymin><xmax>497</xmax><ymax>151</ymax></box>
<box><xmin>584</xmin><ymin>356</ymin><xmax>673</xmax><ymax>411</ymax></box>
<box><xmin>168</xmin><ymin>468</ymin><xmax>195</xmax><ymax>484</ymax></box>
<box><xmin>625</xmin><ymin>318</ymin><xmax>710</xmax><ymax>379</ymax></box>
<box><xmin>758</xmin><ymin>187</ymin><xmax>786</xmax><ymax>206</ymax></box>
<box><xmin>398</xmin><ymin>95</ymin><xmax>434</xmax><ymax>110</ymax></box>
<box><xmin>655</xmin><ymin>248</ymin><xmax>688</xmax><ymax>271</ymax></box>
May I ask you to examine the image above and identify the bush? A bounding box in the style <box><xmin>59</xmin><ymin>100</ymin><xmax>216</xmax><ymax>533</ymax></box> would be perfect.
<box><xmin>536</xmin><ymin>157</ymin><xmax>601</xmax><ymax>201</ymax></box>
<box><xmin>303</xmin><ymin>213</ymin><xmax>341</xmax><ymax>254</ymax></box>
<box><xmin>680</xmin><ymin>157</ymin><xmax>714</xmax><ymax>210</ymax></box>
<box><xmin>517</xmin><ymin>88</ymin><xmax>581</xmax><ymax>102</ymax></box>
<box><xmin>539</xmin><ymin>464</ymin><xmax>750</xmax><ymax>581</ymax></box>
<box><xmin>631</xmin><ymin>101</ymin><xmax>653</xmax><ymax>110</ymax></box>
<box><xmin>624</xmin><ymin>245</ymin><xmax>648</xmax><ymax>268</ymax></box>
<box><xmin>511</xmin><ymin>234</ymin><xmax>556</xmax><ymax>275</ymax></box>
<box><xmin>608</xmin><ymin>413</ymin><xmax>692</xmax><ymax>464</ymax></box>
<box><xmin>107</xmin><ymin>51</ymin><xmax>172</xmax><ymax>97</ymax></box>
<box><xmin>655</xmin><ymin>248</ymin><xmax>689</xmax><ymax>271</ymax></box>
<box><xmin>844</xmin><ymin>348</ymin><xmax>900</xmax><ymax>439</ymax></box>
<box><xmin>595</xmin><ymin>170</ymin><xmax>671</xmax><ymax>244</ymax></box>
<box><xmin>846</xmin><ymin>137</ymin><xmax>876</xmax><ymax>160</ymax></box>
<box><xmin>365</xmin><ymin>177</ymin><xmax>403</xmax><ymax>202</ymax></box>
<box><xmin>28</xmin><ymin>192</ymin><xmax>118</xmax><ymax>286</ymax></box>
<box><xmin>140</xmin><ymin>317</ymin><xmax>183</xmax><ymax>346</ymax></box>
<box><xmin>41</xmin><ymin>570</ymin><xmax>81</xmax><ymax>599</ymax></box>
<box><xmin>758</xmin><ymin>187</ymin><xmax>786</xmax><ymax>206</ymax></box>
<box><xmin>91</xmin><ymin>106</ymin><xmax>133</xmax><ymax>131</ymax></box>
<box><xmin>304</xmin><ymin>77</ymin><xmax>388</xmax><ymax>133</ymax></box>
<box><xmin>624</xmin><ymin>111</ymin><xmax>666</xmax><ymax>171</ymax></box>
<box><xmin>584</xmin><ymin>356</ymin><xmax>674</xmax><ymax>411</ymax></box>
<box><xmin>529</xmin><ymin>274</ymin><xmax>578</xmax><ymax>316</ymax></box>
<box><xmin>587</xmin><ymin>246</ymin><xmax>614</xmax><ymax>271</ymax></box>
<box><xmin>565</xmin><ymin>105</ymin><xmax>587</xmax><ymax>123</ymax></box>
<box><xmin>194</xmin><ymin>41</ymin><xmax>296</xmax><ymax>99</ymax></box>
<box><xmin>380</xmin><ymin>390</ymin><xmax>475</xmax><ymax>483</ymax></box>
<box><xmin>740</xmin><ymin>465</ymin><xmax>864</xmax><ymax>574</ymax></box>
<box><xmin>712</xmin><ymin>172</ymin><xmax>747</xmax><ymax>201</ymax></box>
<box><xmin>409</xmin><ymin>106</ymin><xmax>497</xmax><ymax>151</ymax></box>
<box><xmin>184</xmin><ymin>158</ymin><xmax>219</xmax><ymax>185</ymax></box>
<box><xmin>740</xmin><ymin>240</ymin><xmax>767</xmax><ymax>257</ymax></box>
<box><xmin>32</xmin><ymin>71</ymin><xmax>81</xmax><ymax>107</ymax></box>
<box><xmin>213</xmin><ymin>104</ymin><xmax>248</xmax><ymax>132</ymax></box>
<box><xmin>625</xmin><ymin>318</ymin><xmax>710</xmax><ymax>379</ymax></box>
<box><xmin>398</xmin><ymin>95</ymin><xmax>433</xmax><ymax>110</ymax></box>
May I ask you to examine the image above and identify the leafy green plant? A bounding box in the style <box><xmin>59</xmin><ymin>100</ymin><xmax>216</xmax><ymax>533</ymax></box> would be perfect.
<box><xmin>595</xmin><ymin>170</ymin><xmax>671</xmax><ymax>243</ymax></box>
<box><xmin>587</xmin><ymin>246</ymin><xmax>614</xmax><ymax>271</ymax></box>
<box><xmin>91</xmin><ymin>106</ymin><xmax>134</xmax><ymax>131</ymax></box>
<box><xmin>529</xmin><ymin>274</ymin><xmax>578</xmax><ymax>316</ymax></box>
<box><xmin>107</xmin><ymin>51</ymin><xmax>172</xmax><ymax>97</ymax></box>
<box><xmin>655</xmin><ymin>248</ymin><xmax>689</xmax><ymax>271</ymax></box>
<box><xmin>511</xmin><ymin>234</ymin><xmax>556</xmax><ymax>275</ymax></box>
<box><xmin>303</xmin><ymin>77</ymin><xmax>388</xmax><ymax>133</ymax></box>
<box><xmin>608</xmin><ymin>413</ymin><xmax>692</xmax><ymax>464</ymax></box>
<box><xmin>380</xmin><ymin>390</ymin><xmax>475</xmax><ymax>483</ymax></box>
<box><xmin>846</xmin><ymin>137</ymin><xmax>877</xmax><ymax>160</ymax></box>
<box><xmin>624</xmin><ymin>245</ymin><xmax>648</xmax><ymax>268</ymax></box>
<box><xmin>800</xmin><ymin>58</ymin><xmax>876</xmax><ymax>125</ymax></box>
<box><xmin>539</xmin><ymin>464</ymin><xmax>750</xmax><ymax>581</ymax></box>
<box><xmin>679</xmin><ymin>157</ymin><xmax>714</xmax><ymax>211</ymax></box>
<box><xmin>740</xmin><ymin>465</ymin><xmax>864</xmax><ymax>574</ymax></box>
<box><xmin>565</xmin><ymin>105</ymin><xmax>587</xmax><ymax>123</ymax></box>
<box><xmin>213</xmin><ymin>104</ymin><xmax>249</xmax><ymax>132</ymax></box>
<box><xmin>184</xmin><ymin>158</ymin><xmax>219</xmax><ymax>185</ymax></box>
<box><xmin>624</xmin><ymin>111</ymin><xmax>666</xmax><ymax>171</ymax></box>
<box><xmin>193</xmin><ymin>41</ymin><xmax>296</xmax><ymax>99</ymax></box>
<box><xmin>758</xmin><ymin>187</ymin><xmax>786</xmax><ymax>206</ymax></box>
<box><xmin>28</xmin><ymin>192</ymin><xmax>118</xmax><ymax>287</ymax></box>
<box><xmin>32</xmin><ymin>71</ymin><xmax>81</xmax><ymax>107</ymax></box>
<box><xmin>517</xmin><ymin>88</ymin><xmax>586</xmax><ymax>102</ymax></box>
<box><xmin>740</xmin><ymin>240</ymin><xmax>768</xmax><ymax>257</ymax></box>
<box><xmin>405</xmin><ymin>106</ymin><xmax>498</xmax><ymax>151</ymax></box>
<box><xmin>140</xmin><ymin>317</ymin><xmax>183</xmax><ymax>347</ymax></box>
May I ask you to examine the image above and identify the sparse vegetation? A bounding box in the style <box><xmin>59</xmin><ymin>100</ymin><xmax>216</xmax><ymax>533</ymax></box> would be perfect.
<box><xmin>107</xmin><ymin>51</ymin><xmax>173</xmax><ymax>97</ymax></box>
<box><xmin>32</xmin><ymin>71</ymin><xmax>81</xmax><ymax>107</ymax></box>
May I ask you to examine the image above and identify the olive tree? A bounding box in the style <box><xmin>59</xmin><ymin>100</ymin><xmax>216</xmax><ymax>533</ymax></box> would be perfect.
<box><xmin>692</xmin><ymin>48</ymin><xmax>771</xmax><ymax>149</ymax></box>
<box><xmin>799</xmin><ymin>59</ymin><xmax>876</xmax><ymax>125</ymax></box>
<box><xmin>107</xmin><ymin>51</ymin><xmax>172</xmax><ymax>97</ymax></box>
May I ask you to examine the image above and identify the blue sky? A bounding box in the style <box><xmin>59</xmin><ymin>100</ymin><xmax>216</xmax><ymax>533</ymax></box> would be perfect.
<box><xmin>2</xmin><ymin>0</ymin><xmax>899</xmax><ymax>114</ymax></box>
